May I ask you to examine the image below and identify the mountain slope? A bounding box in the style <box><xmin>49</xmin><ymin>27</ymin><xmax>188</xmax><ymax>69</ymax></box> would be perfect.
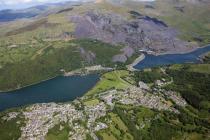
<box><xmin>0</xmin><ymin>1</ymin><xmax>210</xmax><ymax>140</ymax></box>
<box><xmin>0</xmin><ymin>0</ymin><xmax>209</xmax><ymax>91</ymax></box>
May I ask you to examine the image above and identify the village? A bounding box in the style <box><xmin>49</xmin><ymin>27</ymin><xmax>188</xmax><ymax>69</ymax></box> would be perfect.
<box><xmin>1</xmin><ymin>77</ymin><xmax>187</xmax><ymax>140</ymax></box>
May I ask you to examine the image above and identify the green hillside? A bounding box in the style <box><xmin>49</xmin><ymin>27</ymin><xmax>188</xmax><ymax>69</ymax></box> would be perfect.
<box><xmin>0</xmin><ymin>0</ymin><xmax>210</xmax><ymax>91</ymax></box>
<box><xmin>0</xmin><ymin>39</ymin><xmax>122</xmax><ymax>91</ymax></box>
<box><xmin>0</xmin><ymin>1</ymin><xmax>210</xmax><ymax>139</ymax></box>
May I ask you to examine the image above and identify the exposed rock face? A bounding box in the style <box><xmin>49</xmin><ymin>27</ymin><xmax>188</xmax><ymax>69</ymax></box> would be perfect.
<box><xmin>122</xmin><ymin>46</ymin><xmax>135</xmax><ymax>57</ymax></box>
<box><xmin>172</xmin><ymin>0</ymin><xmax>210</xmax><ymax>4</ymax></box>
<box><xmin>71</xmin><ymin>11</ymin><xmax>197</xmax><ymax>54</ymax></box>
<box><xmin>186</xmin><ymin>0</ymin><xmax>210</xmax><ymax>4</ymax></box>
<box><xmin>112</xmin><ymin>54</ymin><xmax>128</xmax><ymax>62</ymax></box>
<box><xmin>112</xmin><ymin>47</ymin><xmax>135</xmax><ymax>63</ymax></box>
<box><xmin>79</xmin><ymin>47</ymin><xmax>96</xmax><ymax>63</ymax></box>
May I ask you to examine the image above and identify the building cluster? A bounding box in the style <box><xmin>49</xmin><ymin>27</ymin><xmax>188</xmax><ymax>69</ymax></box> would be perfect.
<box><xmin>85</xmin><ymin>102</ymin><xmax>107</xmax><ymax>129</ymax></box>
<box><xmin>2</xmin><ymin>112</ymin><xmax>19</xmax><ymax>121</ymax></box>
<box><xmin>99</xmin><ymin>80</ymin><xmax>186</xmax><ymax>114</ymax></box>
<box><xmin>119</xmin><ymin>87</ymin><xmax>172</xmax><ymax>111</ymax></box>
<box><xmin>164</xmin><ymin>91</ymin><xmax>187</xmax><ymax>107</ymax></box>
<box><xmin>1</xmin><ymin>77</ymin><xmax>188</xmax><ymax>140</ymax></box>
<box><xmin>16</xmin><ymin>100</ymin><xmax>108</xmax><ymax>140</ymax></box>
<box><xmin>100</xmin><ymin>86</ymin><xmax>176</xmax><ymax>112</ymax></box>
<box><xmin>19</xmin><ymin>103</ymin><xmax>84</xmax><ymax>140</ymax></box>
<box><xmin>64</xmin><ymin>65</ymin><xmax>113</xmax><ymax>76</ymax></box>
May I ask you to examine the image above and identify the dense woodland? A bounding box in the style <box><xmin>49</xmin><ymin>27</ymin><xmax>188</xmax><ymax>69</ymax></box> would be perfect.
<box><xmin>131</xmin><ymin>65</ymin><xmax>210</xmax><ymax>140</ymax></box>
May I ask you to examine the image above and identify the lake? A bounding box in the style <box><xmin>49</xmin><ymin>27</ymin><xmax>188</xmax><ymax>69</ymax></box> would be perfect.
<box><xmin>1</xmin><ymin>45</ymin><xmax>210</xmax><ymax>112</ymax></box>
<box><xmin>0</xmin><ymin>74</ymin><xmax>99</xmax><ymax>111</ymax></box>
<box><xmin>134</xmin><ymin>45</ymin><xmax>210</xmax><ymax>69</ymax></box>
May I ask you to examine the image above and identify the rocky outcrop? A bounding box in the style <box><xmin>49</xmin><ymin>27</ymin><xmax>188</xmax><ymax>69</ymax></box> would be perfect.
<box><xmin>186</xmin><ymin>0</ymin><xmax>210</xmax><ymax>4</ymax></box>
<box><xmin>79</xmin><ymin>47</ymin><xmax>96</xmax><ymax>64</ymax></box>
<box><xmin>71</xmin><ymin>10</ymin><xmax>197</xmax><ymax>54</ymax></box>
<box><xmin>112</xmin><ymin>47</ymin><xmax>135</xmax><ymax>63</ymax></box>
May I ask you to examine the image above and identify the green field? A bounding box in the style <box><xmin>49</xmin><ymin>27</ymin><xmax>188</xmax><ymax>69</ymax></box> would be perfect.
<box><xmin>86</xmin><ymin>70</ymin><xmax>132</xmax><ymax>96</ymax></box>
<box><xmin>45</xmin><ymin>123</ymin><xmax>70</xmax><ymax>140</ymax></box>
<box><xmin>96</xmin><ymin>112</ymin><xmax>133</xmax><ymax>140</ymax></box>
<box><xmin>84</xmin><ymin>99</ymin><xmax>100</xmax><ymax>106</ymax></box>
<box><xmin>97</xmin><ymin>132</ymin><xmax>117</xmax><ymax>140</ymax></box>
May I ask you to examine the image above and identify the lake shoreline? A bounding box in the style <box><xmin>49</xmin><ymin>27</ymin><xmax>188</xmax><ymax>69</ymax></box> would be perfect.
<box><xmin>1</xmin><ymin>44</ymin><xmax>210</xmax><ymax>93</ymax></box>
<box><xmin>134</xmin><ymin>44</ymin><xmax>210</xmax><ymax>70</ymax></box>
<box><xmin>63</xmin><ymin>65</ymin><xmax>113</xmax><ymax>77</ymax></box>
<box><xmin>128</xmin><ymin>44</ymin><xmax>210</xmax><ymax>71</ymax></box>
<box><xmin>127</xmin><ymin>54</ymin><xmax>145</xmax><ymax>71</ymax></box>
<box><xmin>0</xmin><ymin>75</ymin><xmax>60</xmax><ymax>93</ymax></box>
<box><xmin>0</xmin><ymin>66</ymin><xmax>110</xmax><ymax>93</ymax></box>
<box><xmin>0</xmin><ymin>44</ymin><xmax>210</xmax><ymax>111</ymax></box>
<box><xmin>152</xmin><ymin>44</ymin><xmax>210</xmax><ymax>56</ymax></box>
<box><xmin>0</xmin><ymin>74</ymin><xmax>100</xmax><ymax>111</ymax></box>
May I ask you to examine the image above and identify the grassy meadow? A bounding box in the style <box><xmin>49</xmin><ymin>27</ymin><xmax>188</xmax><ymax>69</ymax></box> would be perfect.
<box><xmin>86</xmin><ymin>70</ymin><xmax>132</xmax><ymax>96</ymax></box>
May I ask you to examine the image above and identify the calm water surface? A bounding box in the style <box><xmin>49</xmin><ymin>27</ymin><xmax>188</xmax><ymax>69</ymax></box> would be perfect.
<box><xmin>0</xmin><ymin>75</ymin><xmax>99</xmax><ymax>111</ymax></box>
<box><xmin>134</xmin><ymin>45</ymin><xmax>210</xmax><ymax>69</ymax></box>
<box><xmin>1</xmin><ymin>45</ymin><xmax>210</xmax><ymax>111</ymax></box>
